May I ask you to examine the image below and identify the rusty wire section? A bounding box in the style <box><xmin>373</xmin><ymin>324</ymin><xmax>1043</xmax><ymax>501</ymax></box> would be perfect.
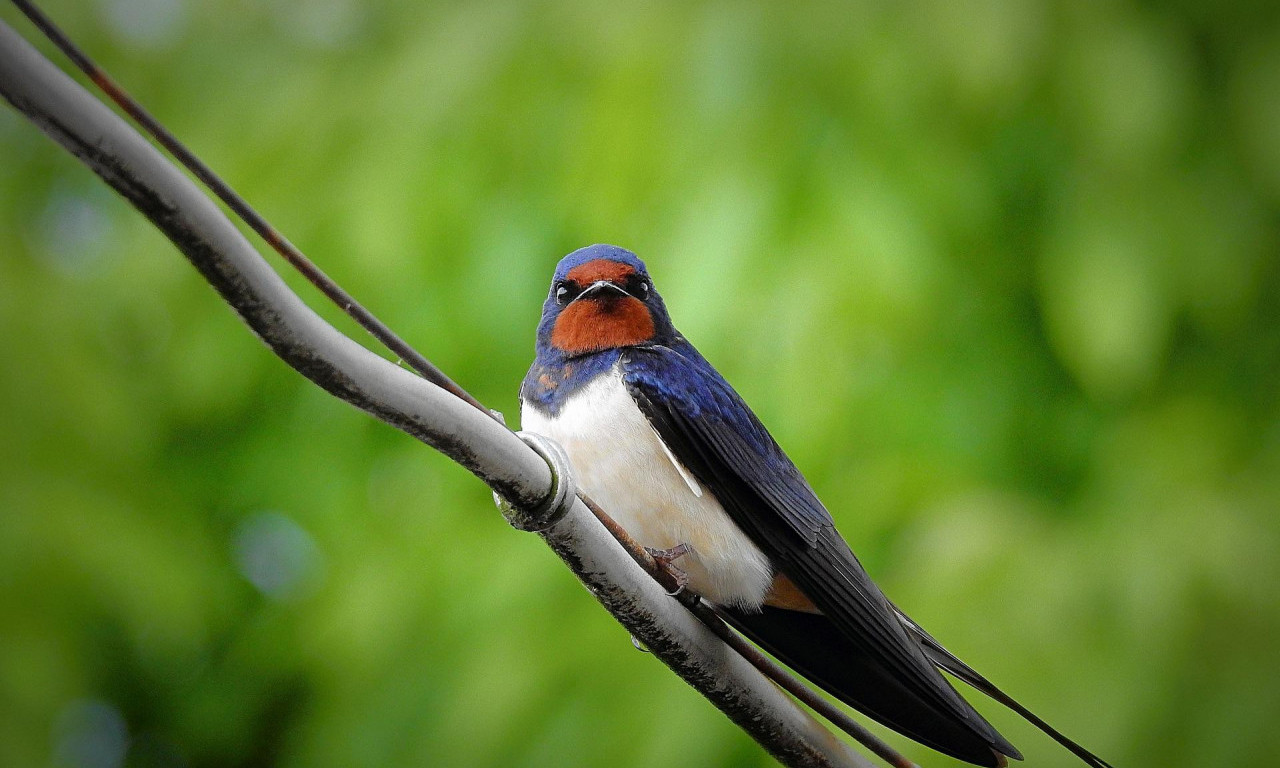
<box><xmin>5</xmin><ymin>4</ymin><xmax>914</xmax><ymax>766</ymax></box>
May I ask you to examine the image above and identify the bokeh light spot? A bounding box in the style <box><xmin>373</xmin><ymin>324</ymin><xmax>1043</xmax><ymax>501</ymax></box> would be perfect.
<box><xmin>96</xmin><ymin>0</ymin><xmax>188</xmax><ymax>50</ymax></box>
<box><xmin>33</xmin><ymin>187</ymin><xmax>113</xmax><ymax>278</ymax></box>
<box><xmin>233</xmin><ymin>512</ymin><xmax>323</xmax><ymax>601</ymax></box>
<box><xmin>52</xmin><ymin>699</ymin><xmax>129</xmax><ymax>768</ymax></box>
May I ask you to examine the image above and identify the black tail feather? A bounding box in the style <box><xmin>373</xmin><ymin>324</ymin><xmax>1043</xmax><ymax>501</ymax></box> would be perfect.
<box><xmin>719</xmin><ymin>605</ymin><xmax>1018</xmax><ymax>767</ymax></box>
<box><xmin>891</xmin><ymin>605</ymin><xmax>1116</xmax><ymax>768</ymax></box>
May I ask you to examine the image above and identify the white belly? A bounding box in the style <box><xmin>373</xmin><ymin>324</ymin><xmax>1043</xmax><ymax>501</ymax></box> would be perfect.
<box><xmin>520</xmin><ymin>366</ymin><xmax>773</xmax><ymax>609</ymax></box>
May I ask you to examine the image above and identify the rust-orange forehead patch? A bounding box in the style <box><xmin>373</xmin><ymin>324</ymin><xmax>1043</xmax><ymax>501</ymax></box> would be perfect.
<box><xmin>565</xmin><ymin>259</ymin><xmax>636</xmax><ymax>285</ymax></box>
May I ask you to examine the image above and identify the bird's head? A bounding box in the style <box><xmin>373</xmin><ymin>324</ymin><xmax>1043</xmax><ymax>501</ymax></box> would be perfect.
<box><xmin>536</xmin><ymin>244</ymin><xmax>676</xmax><ymax>358</ymax></box>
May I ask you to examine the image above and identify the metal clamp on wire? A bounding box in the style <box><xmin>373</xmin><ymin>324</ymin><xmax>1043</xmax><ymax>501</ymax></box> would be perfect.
<box><xmin>495</xmin><ymin>431</ymin><xmax>577</xmax><ymax>533</ymax></box>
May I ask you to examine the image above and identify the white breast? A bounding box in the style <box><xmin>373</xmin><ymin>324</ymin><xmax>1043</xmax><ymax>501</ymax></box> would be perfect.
<box><xmin>521</xmin><ymin>365</ymin><xmax>774</xmax><ymax>609</ymax></box>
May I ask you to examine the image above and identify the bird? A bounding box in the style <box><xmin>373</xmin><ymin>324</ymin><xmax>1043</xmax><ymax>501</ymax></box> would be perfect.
<box><xmin>519</xmin><ymin>244</ymin><xmax>1112</xmax><ymax>768</ymax></box>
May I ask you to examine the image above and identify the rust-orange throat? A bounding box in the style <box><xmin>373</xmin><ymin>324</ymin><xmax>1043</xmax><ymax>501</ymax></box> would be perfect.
<box><xmin>550</xmin><ymin>259</ymin><xmax>656</xmax><ymax>355</ymax></box>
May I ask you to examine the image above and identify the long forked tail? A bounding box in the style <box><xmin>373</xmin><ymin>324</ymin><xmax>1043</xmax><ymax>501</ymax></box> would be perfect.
<box><xmin>891</xmin><ymin>605</ymin><xmax>1116</xmax><ymax>768</ymax></box>
<box><xmin>718</xmin><ymin>605</ymin><xmax>1019</xmax><ymax>767</ymax></box>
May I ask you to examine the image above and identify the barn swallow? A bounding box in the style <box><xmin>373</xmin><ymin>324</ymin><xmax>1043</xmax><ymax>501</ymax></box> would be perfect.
<box><xmin>520</xmin><ymin>244</ymin><xmax>1112</xmax><ymax>768</ymax></box>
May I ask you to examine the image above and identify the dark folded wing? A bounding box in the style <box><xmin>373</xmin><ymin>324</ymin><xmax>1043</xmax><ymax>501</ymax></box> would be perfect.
<box><xmin>621</xmin><ymin>344</ymin><xmax>1012</xmax><ymax>754</ymax></box>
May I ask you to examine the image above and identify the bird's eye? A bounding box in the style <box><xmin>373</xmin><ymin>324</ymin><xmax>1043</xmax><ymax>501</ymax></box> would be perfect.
<box><xmin>628</xmin><ymin>276</ymin><xmax>650</xmax><ymax>300</ymax></box>
<box><xmin>555</xmin><ymin>282</ymin><xmax>577</xmax><ymax>305</ymax></box>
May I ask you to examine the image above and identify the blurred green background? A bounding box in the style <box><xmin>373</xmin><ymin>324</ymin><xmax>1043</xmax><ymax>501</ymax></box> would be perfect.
<box><xmin>1</xmin><ymin>1</ymin><xmax>1278</xmax><ymax>767</ymax></box>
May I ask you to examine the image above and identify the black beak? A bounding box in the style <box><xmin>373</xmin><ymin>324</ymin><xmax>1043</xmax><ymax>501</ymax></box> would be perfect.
<box><xmin>576</xmin><ymin>280</ymin><xmax>630</xmax><ymax>301</ymax></box>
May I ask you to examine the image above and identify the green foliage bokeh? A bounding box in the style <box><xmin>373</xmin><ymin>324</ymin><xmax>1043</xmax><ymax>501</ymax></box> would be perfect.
<box><xmin>1</xmin><ymin>2</ymin><xmax>1278</xmax><ymax>767</ymax></box>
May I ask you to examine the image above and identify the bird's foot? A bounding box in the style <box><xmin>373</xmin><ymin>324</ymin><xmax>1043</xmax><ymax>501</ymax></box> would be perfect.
<box><xmin>646</xmin><ymin>542</ymin><xmax>692</xmax><ymax>563</ymax></box>
<box><xmin>645</xmin><ymin>543</ymin><xmax>692</xmax><ymax>596</ymax></box>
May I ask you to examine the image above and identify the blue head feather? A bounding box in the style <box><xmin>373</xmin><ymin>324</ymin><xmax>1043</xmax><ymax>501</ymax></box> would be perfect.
<box><xmin>551</xmin><ymin>243</ymin><xmax>648</xmax><ymax>280</ymax></box>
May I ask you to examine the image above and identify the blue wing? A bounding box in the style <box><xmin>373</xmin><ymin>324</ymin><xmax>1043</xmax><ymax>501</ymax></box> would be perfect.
<box><xmin>621</xmin><ymin>342</ymin><xmax>1020</xmax><ymax>765</ymax></box>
